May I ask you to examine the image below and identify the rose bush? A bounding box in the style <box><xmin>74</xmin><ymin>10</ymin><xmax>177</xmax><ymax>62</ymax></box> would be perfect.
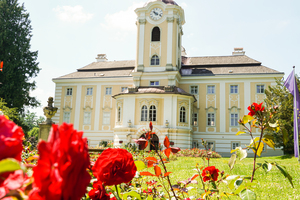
<box><xmin>30</xmin><ymin>123</ymin><xmax>90</xmax><ymax>200</ymax></box>
<box><xmin>0</xmin><ymin>115</ymin><xmax>24</xmax><ymax>161</ymax></box>
<box><xmin>92</xmin><ymin>148</ymin><xmax>137</xmax><ymax>186</ymax></box>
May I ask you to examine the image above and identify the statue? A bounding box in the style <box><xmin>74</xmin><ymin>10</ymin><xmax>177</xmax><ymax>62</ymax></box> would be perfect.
<box><xmin>39</xmin><ymin>97</ymin><xmax>58</xmax><ymax>141</ymax></box>
<box><xmin>43</xmin><ymin>97</ymin><xmax>58</xmax><ymax>124</ymax></box>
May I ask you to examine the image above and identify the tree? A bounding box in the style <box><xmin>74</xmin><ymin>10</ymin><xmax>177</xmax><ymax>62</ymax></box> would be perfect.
<box><xmin>264</xmin><ymin>78</ymin><xmax>300</xmax><ymax>154</ymax></box>
<box><xmin>0</xmin><ymin>98</ymin><xmax>18</xmax><ymax>121</ymax></box>
<box><xmin>0</xmin><ymin>0</ymin><xmax>40</xmax><ymax>112</ymax></box>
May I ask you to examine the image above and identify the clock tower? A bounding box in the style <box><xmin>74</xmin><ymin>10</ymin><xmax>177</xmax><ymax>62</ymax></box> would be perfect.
<box><xmin>134</xmin><ymin>0</ymin><xmax>185</xmax><ymax>73</ymax></box>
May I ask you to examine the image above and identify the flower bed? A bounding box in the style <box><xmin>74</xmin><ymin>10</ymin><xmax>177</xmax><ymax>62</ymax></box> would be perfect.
<box><xmin>176</xmin><ymin>148</ymin><xmax>222</xmax><ymax>158</ymax></box>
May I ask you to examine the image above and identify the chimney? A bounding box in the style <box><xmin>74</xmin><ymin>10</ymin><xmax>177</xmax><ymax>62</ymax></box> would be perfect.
<box><xmin>96</xmin><ymin>54</ymin><xmax>108</xmax><ymax>62</ymax></box>
<box><xmin>232</xmin><ymin>48</ymin><xmax>245</xmax><ymax>56</ymax></box>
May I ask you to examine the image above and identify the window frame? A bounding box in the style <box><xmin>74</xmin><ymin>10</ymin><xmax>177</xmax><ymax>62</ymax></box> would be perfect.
<box><xmin>230</xmin><ymin>113</ymin><xmax>239</xmax><ymax>127</ymax></box>
<box><xmin>256</xmin><ymin>84</ymin><xmax>265</xmax><ymax>94</ymax></box>
<box><xmin>105</xmin><ymin>87</ymin><xmax>112</xmax><ymax>95</ymax></box>
<box><xmin>231</xmin><ymin>141</ymin><xmax>240</xmax><ymax>150</ymax></box>
<box><xmin>63</xmin><ymin>112</ymin><xmax>71</xmax><ymax>123</ymax></box>
<box><xmin>207</xmin><ymin>112</ymin><xmax>215</xmax><ymax>126</ymax></box>
<box><xmin>103</xmin><ymin>112</ymin><xmax>111</xmax><ymax>125</ymax></box>
<box><xmin>151</xmin><ymin>26</ymin><xmax>161</xmax><ymax>42</ymax></box>
<box><xmin>121</xmin><ymin>87</ymin><xmax>128</xmax><ymax>92</ymax></box>
<box><xmin>180</xmin><ymin>106</ymin><xmax>186</xmax><ymax>123</ymax></box>
<box><xmin>149</xmin><ymin>105</ymin><xmax>157</xmax><ymax>122</ymax></box>
<box><xmin>150</xmin><ymin>81</ymin><xmax>159</xmax><ymax>86</ymax></box>
<box><xmin>230</xmin><ymin>85</ymin><xmax>238</xmax><ymax>94</ymax></box>
<box><xmin>207</xmin><ymin>85</ymin><xmax>215</xmax><ymax>94</ymax></box>
<box><xmin>207</xmin><ymin>141</ymin><xmax>215</xmax><ymax>151</ymax></box>
<box><xmin>190</xmin><ymin>85</ymin><xmax>198</xmax><ymax>95</ymax></box>
<box><xmin>83</xmin><ymin>112</ymin><xmax>91</xmax><ymax>125</ymax></box>
<box><xmin>117</xmin><ymin>107</ymin><xmax>121</xmax><ymax>122</ymax></box>
<box><xmin>141</xmin><ymin>105</ymin><xmax>148</xmax><ymax>122</ymax></box>
<box><xmin>86</xmin><ymin>87</ymin><xmax>93</xmax><ymax>96</ymax></box>
<box><xmin>150</xmin><ymin>55</ymin><xmax>160</xmax><ymax>66</ymax></box>
<box><xmin>66</xmin><ymin>88</ymin><xmax>73</xmax><ymax>96</ymax></box>
<box><xmin>192</xmin><ymin>113</ymin><xmax>198</xmax><ymax>126</ymax></box>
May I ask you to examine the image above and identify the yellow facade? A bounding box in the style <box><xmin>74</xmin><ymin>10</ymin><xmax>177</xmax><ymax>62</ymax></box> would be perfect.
<box><xmin>53</xmin><ymin>0</ymin><xmax>284</xmax><ymax>156</ymax></box>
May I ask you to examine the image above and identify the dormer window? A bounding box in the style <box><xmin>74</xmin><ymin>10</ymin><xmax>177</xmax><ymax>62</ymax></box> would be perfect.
<box><xmin>151</xmin><ymin>27</ymin><xmax>160</xmax><ymax>41</ymax></box>
<box><xmin>151</xmin><ymin>55</ymin><xmax>160</xmax><ymax>65</ymax></box>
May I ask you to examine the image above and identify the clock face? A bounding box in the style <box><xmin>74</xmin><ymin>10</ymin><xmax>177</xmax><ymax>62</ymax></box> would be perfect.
<box><xmin>150</xmin><ymin>8</ymin><xmax>163</xmax><ymax>20</ymax></box>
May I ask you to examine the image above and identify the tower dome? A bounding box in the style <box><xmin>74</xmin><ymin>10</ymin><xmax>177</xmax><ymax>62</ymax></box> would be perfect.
<box><xmin>144</xmin><ymin>0</ymin><xmax>178</xmax><ymax>7</ymax></box>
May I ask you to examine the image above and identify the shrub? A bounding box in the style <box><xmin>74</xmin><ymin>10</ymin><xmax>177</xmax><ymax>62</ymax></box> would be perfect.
<box><xmin>176</xmin><ymin>148</ymin><xmax>222</xmax><ymax>158</ymax></box>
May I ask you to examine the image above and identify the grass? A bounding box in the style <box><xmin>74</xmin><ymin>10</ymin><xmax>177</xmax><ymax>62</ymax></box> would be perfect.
<box><xmin>141</xmin><ymin>155</ymin><xmax>300</xmax><ymax>199</ymax></box>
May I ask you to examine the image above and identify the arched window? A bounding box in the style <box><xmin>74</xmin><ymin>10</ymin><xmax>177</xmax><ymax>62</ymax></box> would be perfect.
<box><xmin>180</xmin><ymin>106</ymin><xmax>186</xmax><ymax>123</ymax></box>
<box><xmin>117</xmin><ymin>107</ymin><xmax>121</xmax><ymax>122</ymax></box>
<box><xmin>141</xmin><ymin>105</ymin><xmax>148</xmax><ymax>121</ymax></box>
<box><xmin>149</xmin><ymin>105</ymin><xmax>156</xmax><ymax>122</ymax></box>
<box><xmin>151</xmin><ymin>55</ymin><xmax>160</xmax><ymax>66</ymax></box>
<box><xmin>151</xmin><ymin>27</ymin><xmax>160</xmax><ymax>41</ymax></box>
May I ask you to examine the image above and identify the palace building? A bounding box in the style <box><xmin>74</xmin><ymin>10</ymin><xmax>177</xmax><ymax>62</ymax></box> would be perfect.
<box><xmin>52</xmin><ymin>0</ymin><xmax>284</xmax><ymax>156</ymax></box>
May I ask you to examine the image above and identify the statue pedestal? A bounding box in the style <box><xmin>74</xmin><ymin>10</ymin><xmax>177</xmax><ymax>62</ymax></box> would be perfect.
<box><xmin>38</xmin><ymin>123</ymin><xmax>52</xmax><ymax>141</ymax></box>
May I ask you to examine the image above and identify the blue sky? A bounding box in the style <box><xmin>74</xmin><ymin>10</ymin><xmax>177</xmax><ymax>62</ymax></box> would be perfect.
<box><xmin>19</xmin><ymin>0</ymin><xmax>300</xmax><ymax>117</ymax></box>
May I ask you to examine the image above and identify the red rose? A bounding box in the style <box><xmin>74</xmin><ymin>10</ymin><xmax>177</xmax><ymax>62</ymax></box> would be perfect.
<box><xmin>92</xmin><ymin>148</ymin><xmax>137</xmax><ymax>186</ymax></box>
<box><xmin>0</xmin><ymin>115</ymin><xmax>24</xmax><ymax>161</ymax></box>
<box><xmin>31</xmin><ymin>123</ymin><xmax>91</xmax><ymax>200</ymax></box>
<box><xmin>201</xmin><ymin>166</ymin><xmax>219</xmax><ymax>182</ymax></box>
<box><xmin>0</xmin><ymin>170</ymin><xmax>25</xmax><ymax>199</ymax></box>
<box><xmin>88</xmin><ymin>180</ymin><xmax>110</xmax><ymax>200</ymax></box>
<box><xmin>247</xmin><ymin>102</ymin><xmax>264</xmax><ymax>116</ymax></box>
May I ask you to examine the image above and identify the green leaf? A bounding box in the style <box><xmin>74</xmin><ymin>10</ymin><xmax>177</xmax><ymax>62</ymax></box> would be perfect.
<box><xmin>252</xmin><ymin>141</ymin><xmax>264</xmax><ymax>157</ymax></box>
<box><xmin>0</xmin><ymin>158</ymin><xmax>21</xmax><ymax>174</ymax></box>
<box><xmin>228</xmin><ymin>154</ymin><xmax>236</xmax><ymax>170</ymax></box>
<box><xmin>275</xmin><ymin>163</ymin><xmax>294</xmax><ymax>188</ymax></box>
<box><xmin>146</xmin><ymin>196</ymin><xmax>154</xmax><ymax>200</ymax></box>
<box><xmin>240</xmin><ymin>189</ymin><xmax>256</xmax><ymax>200</ymax></box>
<box><xmin>134</xmin><ymin>161</ymin><xmax>146</xmax><ymax>171</ymax></box>
<box><xmin>123</xmin><ymin>191</ymin><xmax>142</xmax><ymax>200</ymax></box>
<box><xmin>268</xmin><ymin>121</ymin><xmax>278</xmax><ymax>128</ymax></box>
<box><xmin>234</xmin><ymin>180</ymin><xmax>246</xmax><ymax>194</ymax></box>
<box><xmin>262</xmin><ymin>163</ymin><xmax>272</xmax><ymax>173</ymax></box>
<box><xmin>227</xmin><ymin>176</ymin><xmax>240</xmax><ymax>190</ymax></box>
<box><xmin>236</xmin><ymin>131</ymin><xmax>246</xmax><ymax>136</ymax></box>
<box><xmin>242</xmin><ymin>115</ymin><xmax>254</xmax><ymax>124</ymax></box>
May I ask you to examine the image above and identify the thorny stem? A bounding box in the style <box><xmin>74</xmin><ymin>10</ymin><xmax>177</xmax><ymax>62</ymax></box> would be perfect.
<box><xmin>114</xmin><ymin>185</ymin><xmax>122</xmax><ymax>200</ymax></box>
<box><xmin>158</xmin><ymin>176</ymin><xmax>172</xmax><ymax>200</ymax></box>
<box><xmin>196</xmin><ymin>166</ymin><xmax>205</xmax><ymax>190</ymax></box>
<box><xmin>152</xmin><ymin>142</ymin><xmax>178</xmax><ymax>200</ymax></box>
<box><xmin>251</xmin><ymin>118</ymin><xmax>264</xmax><ymax>182</ymax></box>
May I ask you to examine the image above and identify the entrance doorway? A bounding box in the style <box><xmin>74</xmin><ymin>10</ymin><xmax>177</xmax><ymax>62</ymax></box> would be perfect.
<box><xmin>139</xmin><ymin>134</ymin><xmax>159</xmax><ymax>151</ymax></box>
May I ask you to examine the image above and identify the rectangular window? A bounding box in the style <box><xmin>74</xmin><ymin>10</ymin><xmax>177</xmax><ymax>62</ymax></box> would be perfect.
<box><xmin>150</xmin><ymin>81</ymin><xmax>159</xmax><ymax>86</ymax></box>
<box><xmin>63</xmin><ymin>112</ymin><xmax>71</xmax><ymax>123</ymax></box>
<box><xmin>230</xmin><ymin>113</ymin><xmax>239</xmax><ymax>126</ymax></box>
<box><xmin>230</xmin><ymin>85</ymin><xmax>238</xmax><ymax>94</ymax></box>
<box><xmin>103</xmin><ymin>112</ymin><xmax>111</xmax><ymax>125</ymax></box>
<box><xmin>192</xmin><ymin>113</ymin><xmax>198</xmax><ymax>126</ymax></box>
<box><xmin>232</xmin><ymin>142</ymin><xmax>240</xmax><ymax>150</ymax></box>
<box><xmin>207</xmin><ymin>113</ymin><xmax>215</xmax><ymax>126</ymax></box>
<box><xmin>207</xmin><ymin>142</ymin><xmax>215</xmax><ymax>151</ymax></box>
<box><xmin>192</xmin><ymin>141</ymin><xmax>198</xmax><ymax>148</ymax></box>
<box><xmin>207</xmin><ymin>85</ymin><xmax>215</xmax><ymax>94</ymax></box>
<box><xmin>121</xmin><ymin>87</ymin><xmax>128</xmax><ymax>92</ymax></box>
<box><xmin>83</xmin><ymin>112</ymin><xmax>91</xmax><ymax>124</ymax></box>
<box><xmin>66</xmin><ymin>88</ymin><xmax>72</xmax><ymax>96</ymax></box>
<box><xmin>256</xmin><ymin>85</ymin><xmax>265</xmax><ymax>94</ymax></box>
<box><xmin>190</xmin><ymin>86</ymin><xmax>198</xmax><ymax>94</ymax></box>
<box><xmin>105</xmin><ymin>87</ymin><xmax>112</xmax><ymax>95</ymax></box>
<box><xmin>86</xmin><ymin>88</ymin><xmax>93</xmax><ymax>95</ymax></box>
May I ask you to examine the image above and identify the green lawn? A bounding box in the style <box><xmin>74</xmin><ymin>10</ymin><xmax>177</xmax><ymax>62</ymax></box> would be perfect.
<box><xmin>146</xmin><ymin>156</ymin><xmax>300</xmax><ymax>199</ymax></box>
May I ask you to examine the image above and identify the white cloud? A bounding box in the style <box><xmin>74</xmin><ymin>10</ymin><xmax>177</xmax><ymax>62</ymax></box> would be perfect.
<box><xmin>100</xmin><ymin>2</ymin><xmax>144</xmax><ymax>40</ymax></box>
<box><xmin>53</xmin><ymin>5</ymin><xmax>93</xmax><ymax>23</ymax></box>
